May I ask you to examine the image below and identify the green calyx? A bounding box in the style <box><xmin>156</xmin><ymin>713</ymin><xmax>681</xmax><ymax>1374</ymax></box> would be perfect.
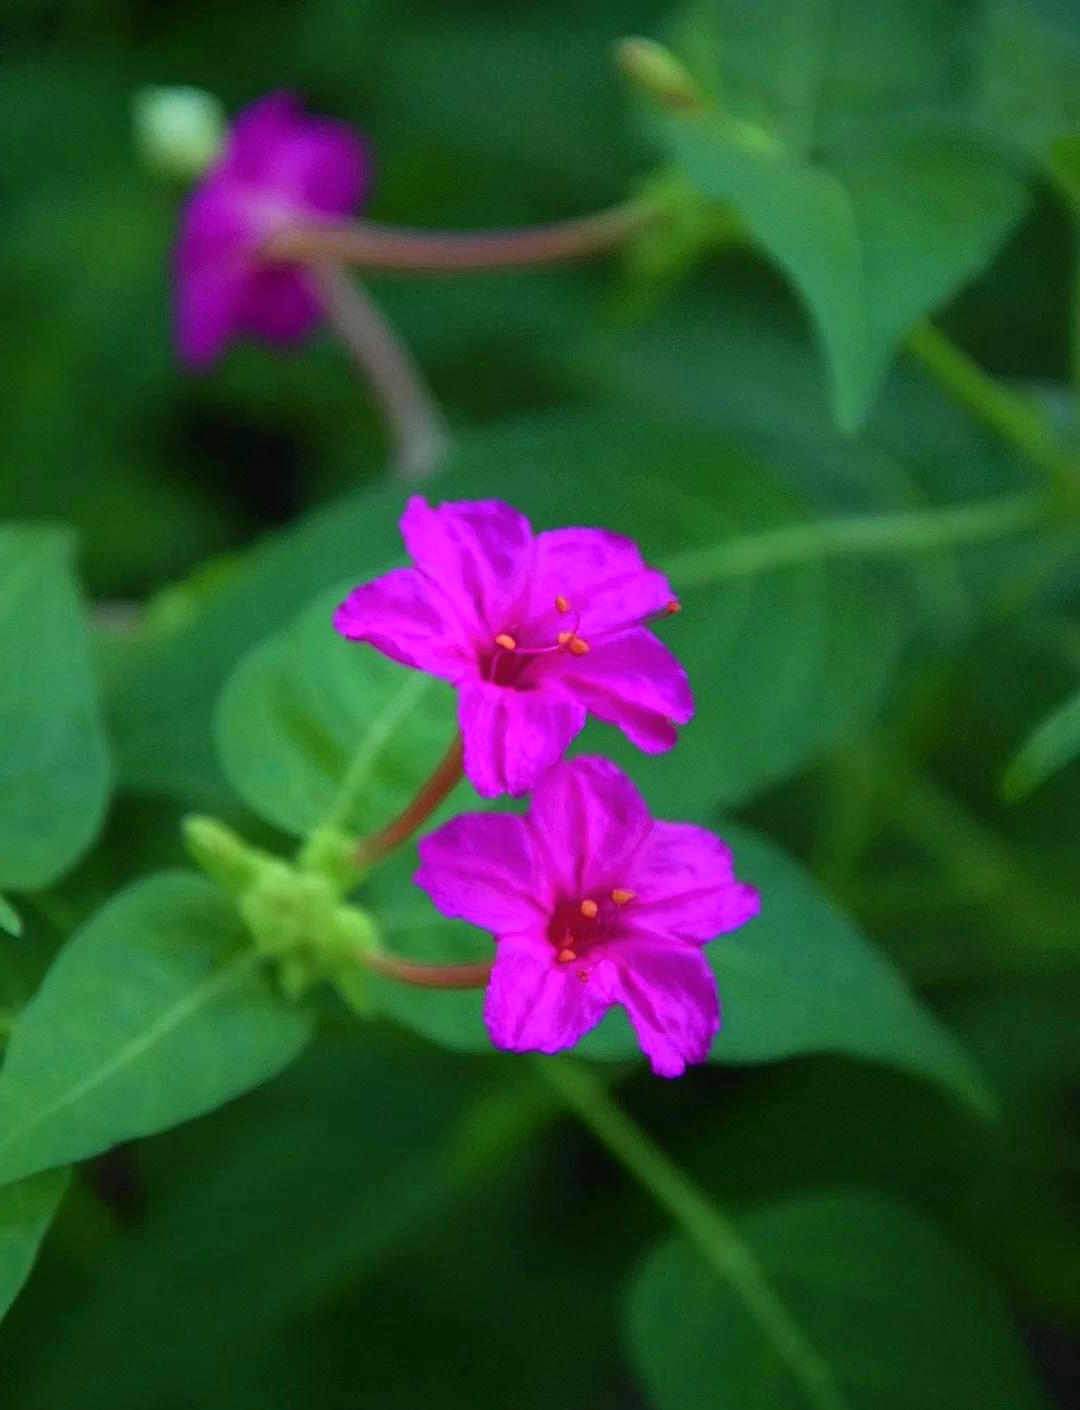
<box><xmin>182</xmin><ymin>814</ymin><xmax>378</xmax><ymax>1003</ymax></box>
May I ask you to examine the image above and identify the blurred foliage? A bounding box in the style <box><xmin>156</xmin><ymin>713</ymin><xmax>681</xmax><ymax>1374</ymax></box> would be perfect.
<box><xmin>1</xmin><ymin>0</ymin><xmax>1079</xmax><ymax>1407</ymax></box>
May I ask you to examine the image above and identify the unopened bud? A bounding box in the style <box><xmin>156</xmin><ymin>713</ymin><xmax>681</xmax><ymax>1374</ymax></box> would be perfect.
<box><xmin>614</xmin><ymin>37</ymin><xmax>706</xmax><ymax>112</ymax></box>
<box><xmin>132</xmin><ymin>85</ymin><xmax>225</xmax><ymax>181</ymax></box>
<box><xmin>182</xmin><ymin>815</ymin><xmax>268</xmax><ymax>894</ymax></box>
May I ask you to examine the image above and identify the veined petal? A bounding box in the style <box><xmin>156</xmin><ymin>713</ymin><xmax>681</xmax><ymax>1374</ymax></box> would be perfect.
<box><xmin>458</xmin><ymin>684</ymin><xmax>585</xmax><ymax>798</ymax></box>
<box><xmin>608</xmin><ymin>942</ymin><xmax>720</xmax><ymax>1078</ymax></box>
<box><xmin>484</xmin><ymin>937</ymin><xmax>610</xmax><ymax>1055</ymax></box>
<box><xmin>334</xmin><ymin>567</ymin><xmax>472</xmax><ymax>681</ymax></box>
<box><xmin>401</xmin><ymin>497</ymin><xmax>535</xmax><ymax>641</ymax></box>
<box><xmin>551</xmin><ymin>629</ymin><xmax>694</xmax><ymax>753</ymax></box>
<box><xmin>527</xmin><ymin>756</ymin><xmax>652</xmax><ymax>898</ymax></box>
<box><xmin>415</xmin><ymin>813</ymin><xmax>545</xmax><ymax>934</ymax></box>
<box><xmin>628</xmin><ymin>822</ymin><xmax>761</xmax><ymax>943</ymax></box>
<box><xmin>531</xmin><ymin>527</ymin><xmax>675</xmax><ymax>633</ymax></box>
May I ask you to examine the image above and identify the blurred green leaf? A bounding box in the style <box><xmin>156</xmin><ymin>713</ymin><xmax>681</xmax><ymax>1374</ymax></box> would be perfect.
<box><xmin>0</xmin><ymin>526</ymin><xmax>110</xmax><ymax>891</ymax></box>
<box><xmin>0</xmin><ymin>897</ymin><xmax>21</xmax><ymax>939</ymax></box>
<box><xmin>1004</xmin><ymin>684</ymin><xmax>1080</xmax><ymax>798</ymax></box>
<box><xmin>628</xmin><ymin>1191</ymin><xmax>1048</xmax><ymax>1410</ymax></box>
<box><xmin>0</xmin><ymin>1169</ymin><xmax>68</xmax><ymax>1327</ymax></box>
<box><xmin>0</xmin><ymin>873</ymin><xmax>312</xmax><ymax>1188</ymax></box>
<box><xmin>216</xmin><ymin>583</ymin><xmax>456</xmax><ymax>837</ymax></box>
<box><xmin>660</xmin><ymin>1</ymin><xmax>1028</xmax><ymax>429</ymax></box>
<box><xmin>363</xmin><ymin>818</ymin><xmax>988</xmax><ymax>1112</ymax></box>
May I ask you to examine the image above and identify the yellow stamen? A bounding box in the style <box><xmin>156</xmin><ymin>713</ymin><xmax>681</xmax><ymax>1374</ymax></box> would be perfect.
<box><xmin>557</xmin><ymin>947</ymin><xmax>577</xmax><ymax>963</ymax></box>
<box><xmin>580</xmin><ymin>899</ymin><xmax>599</xmax><ymax>920</ymax></box>
<box><xmin>557</xmin><ymin>630</ymin><xmax>572</xmax><ymax>647</ymax></box>
<box><xmin>568</xmin><ymin>635</ymin><xmax>590</xmax><ymax>656</ymax></box>
<box><xmin>494</xmin><ymin>633</ymin><xmax>517</xmax><ymax>651</ymax></box>
<box><xmin>555</xmin><ymin>594</ymin><xmax>571</xmax><ymax>613</ymax></box>
<box><xmin>611</xmin><ymin>888</ymin><xmax>636</xmax><ymax>906</ymax></box>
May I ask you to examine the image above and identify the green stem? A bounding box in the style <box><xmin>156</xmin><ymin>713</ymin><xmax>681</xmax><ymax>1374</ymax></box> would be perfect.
<box><xmin>661</xmin><ymin>491</ymin><xmax>1047</xmax><ymax>590</ymax></box>
<box><xmin>906</xmin><ymin>322</ymin><xmax>1080</xmax><ymax>500</ymax></box>
<box><xmin>539</xmin><ymin>1059</ymin><xmax>848</xmax><ymax>1410</ymax></box>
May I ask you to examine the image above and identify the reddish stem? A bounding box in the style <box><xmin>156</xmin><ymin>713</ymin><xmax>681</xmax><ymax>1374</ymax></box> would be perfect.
<box><xmin>357</xmin><ymin>733</ymin><xmax>465</xmax><ymax>864</ymax></box>
<box><xmin>362</xmin><ymin>949</ymin><xmax>492</xmax><ymax>990</ymax></box>
<box><xmin>262</xmin><ymin>203</ymin><xmax>649</xmax><ymax>273</ymax></box>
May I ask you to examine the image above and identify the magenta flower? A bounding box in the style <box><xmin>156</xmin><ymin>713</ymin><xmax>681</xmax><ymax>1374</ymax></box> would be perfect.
<box><xmin>175</xmin><ymin>91</ymin><xmax>370</xmax><ymax>368</ymax></box>
<box><xmin>334</xmin><ymin>496</ymin><xmax>694</xmax><ymax>797</ymax></box>
<box><xmin>415</xmin><ymin>756</ymin><xmax>759</xmax><ymax>1076</ymax></box>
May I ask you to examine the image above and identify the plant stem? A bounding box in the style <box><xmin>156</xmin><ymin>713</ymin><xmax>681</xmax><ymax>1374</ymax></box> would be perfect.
<box><xmin>906</xmin><ymin>322</ymin><xmax>1080</xmax><ymax>500</ymax></box>
<box><xmin>313</xmin><ymin>263</ymin><xmax>449</xmax><ymax>481</ymax></box>
<box><xmin>361</xmin><ymin>949</ymin><xmax>492</xmax><ymax>989</ymax></box>
<box><xmin>540</xmin><ymin>1059</ymin><xmax>847</xmax><ymax>1410</ymax></box>
<box><xmin>660</xmin><ymin>490</ymin><xmax>1048</xmax><ymax>590</ymax></box>
<box><xmin>356</xmin><ymin>733</ymin><xmax>465</xmax><ymax>864</ymax></box>
<box><xmin>266</xmin><ymin>202</ymin><xmax>650</xmax><ymax>272</ymax></box>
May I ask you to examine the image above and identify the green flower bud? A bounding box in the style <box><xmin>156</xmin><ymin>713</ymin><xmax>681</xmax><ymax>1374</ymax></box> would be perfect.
<box><xmin>182</xmin><ymin>815</ymin><xmax>270</xmax><ymax>895</ymax></box>
<box><xmin>614</xmin><ymin>37</ymin><xmax>706</xmax><ymax>112</ymax></box>
<box><xmin>132</xmin><ymin>85</ymin><xmax>226</xmax><ymax>181</ymax></box>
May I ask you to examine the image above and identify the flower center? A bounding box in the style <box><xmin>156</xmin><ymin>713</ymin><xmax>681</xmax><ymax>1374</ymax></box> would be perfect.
<box><xmin>486</xmin><ymin>593</ymin><xmax>679</xmax><ymax>688</ymax></box>
<box><xmin>546</xmin><ymin>888</ymin><xmax>637</xmax><ymax>977</ymax></box>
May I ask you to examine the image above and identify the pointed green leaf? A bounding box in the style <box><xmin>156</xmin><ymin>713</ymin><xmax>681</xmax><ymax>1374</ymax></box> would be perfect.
<box><xmin>628</xmin><ymin>1191</ymin><xmax>1048</xmax><ymax>1410</ymax></box>
<box><xmin>0</xmin><ymin>1168</ymin><xmax>68</xmax><ymax>1325</ymax></box>
<box><xmin>0</xmin><ymin>525</ymin><xmax>110</xmax><ymax>889</ymax></box>
<box><xmin>1004</xmin><ymin>686</ymin><xmax>1080</xmax><ymax>799</ymax></box>
<box><xmin>216</xmin><ymin>583</ymin><xmax>456</xmax><ymax>838</ymax></box>
<box><xmin>0</xmin><ymin>873</ymin><xmax>313</xmax><ymax>1188</ymax></box>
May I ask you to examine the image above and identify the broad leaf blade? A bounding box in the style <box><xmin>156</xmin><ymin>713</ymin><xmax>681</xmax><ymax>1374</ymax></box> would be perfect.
<box><xmin>0</xmin><ymin>896</ymin><xmax>21</xmax><ymax>939</ymax></box>
<box><xmin>0</xmin><ymin>1168</ymin><xmax>68</xmax><ymax>1325</ymax></box>
<box><xmin>216</xmin><ymin>583</ymin><xmax>456</xmax><ymax>838</ymax></box>
<box><xmin>0</xmin><ymin>873</ymin><xmax>313</xmax><ymax>1188</ymax></box>
<box><xmin>0</xmin><ymin>526</ymin><xmax>110</xmax><ymax>889</ymax></box>
<box><xmin>628</xmin><ymin>1191</ymin><xmax>1048</xmax><ymax>1410</ymax></box>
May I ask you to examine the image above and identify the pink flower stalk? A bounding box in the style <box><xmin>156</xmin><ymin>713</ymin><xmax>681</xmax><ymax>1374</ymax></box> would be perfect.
<box><xmin>334</xmin><ymin>497</ymin><xmax>694</xmax><ymax>797</ymax></box>
<box><xmin>415</xmin><ymin>756</ymin><xmax>760</xmax><ymax>1076</ymax></box>
<box><xmin>175</xmin><ymin>91</ymin><xmax>370</xmax><ymax>368</ymax></box>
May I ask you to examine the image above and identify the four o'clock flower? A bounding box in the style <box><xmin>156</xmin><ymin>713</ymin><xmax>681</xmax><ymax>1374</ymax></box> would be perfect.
<box><xmin>334</xmin><ymin>496</ymin><xmax>694</xmax><ymax>797</ymax></box>
<box><xmin>415</xmin><ymin>756</ymin><xmax>759</xmax><ymax>1076</ymax></box>
<box><xmin>174</xmin><ymin>90</ymin><xmax>370</xmax><ymax>368</ymax></box>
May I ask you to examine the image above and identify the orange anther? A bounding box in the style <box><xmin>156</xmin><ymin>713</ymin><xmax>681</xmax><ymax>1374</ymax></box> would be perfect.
<box><xmin>576</xmin><ymin>969</ymin><xmax>589</xmax><ymax>982</ymax></box>
<box><xmin>580</xmin><ymin>899</ymin><xmax>599</xmax><ymax>920</ymax></box>
<box><xmin>494</xmin><ymin>633</ymin><xmax>517</xmax><ymax>650</ymax></box>
<box><xmin>557</xmin><ymin>631</ymin><xmax>572</xmax><ymax>647</ymax></box>
<box><xmin>568</xmin><ymin>636</ymin><xmax>590</xmax><ymax>656</ymax></box>
<box><xmin>555</xmin><ymin>594</ymin><xmax>571</xmax><ymax>613</ymax></box>
<box><xmin>557</xmin><ymin>947</ymin><xmax>577</xmax><ymax>963</ymax></box>
<box><xmin>666</xmin><ymin>599</ymin><xmax>681</xmax><ymax>615</ymax></box>
<box><xmin>611</xmin><ymin>888</ymin><xmax>636</xmax><ymax>905</ymax></box>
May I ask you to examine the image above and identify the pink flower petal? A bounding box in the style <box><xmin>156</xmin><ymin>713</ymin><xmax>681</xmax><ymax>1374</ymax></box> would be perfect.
<box><xmin>627</xmin><ymin>822</ymin><xmax>761</xmax><ymax>943</ymax></box>
<box><xmin>484</xmin><ymin>937</ymin><xmax>610</xmax><ymax>1055</ymax></box>
<box><xmin>234</xmin><ymin>264</ymin><xmax>321</xmax><ymax>345</ymax></box>
<box><xmin>223</xmin><ymin>91</ymin><xmax>303</xmax><ymax>182</ymax></box>
<box><xmin>527</xmin><ymin>755</ymin><xmax>652</xmax><ymax>897</ymax></box>
<box><xmin>400</xmin><ymin>497</ymin><xmax>535</xmax><ymax>642</ymax></box>
<box><xmin>415</xmin><ymin>813</ymin><xmax>545</xmax><ymax>933</ymax></box>
<box><xmin>457</xmin><ymin>683</ymin><xmax>585</xmax><ymax>797</ymax></box>
<box><xmin>175</xmin><ymin>265</ymin><xmax>245</xmax><ymax>370</ymax></box>
<box><xmin>551</xmin><ymin>629</ymin><xmax>694</xmax><ymax>753</ymax></box>
<box><xmin>608</xmin><ymin>942</ymin><xmax>720</xmax><ymax>1077</ymax></box>
<box><xmin>531</xmin><ymin>527</ymin><xmax>675</xmax><ymax>634</ymax></box>
<box><xmin>334</xmin><ymin>567</ymin><xmax>471</xmax><ymax>681</ymax></box>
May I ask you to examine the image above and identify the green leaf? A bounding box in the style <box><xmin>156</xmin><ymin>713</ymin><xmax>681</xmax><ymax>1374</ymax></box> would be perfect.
<box><xmin>628</xmin><ymin>1191</ymin><xmax>1048</xmax><ymax>1410</ymax></box>
<box><xmin>0</xmin><ymin>1168</ymin><xmax>68</xmax><ymax>1325</ymax></box>
<box><xmin>1004</xmin><ymin>685</ymin><xmax>1080</xmax><ymax>799</ymax></box>
<box><xmin>216</xmin><ymin>583</ymin><xmax>456</xmax><ymax>838</ymax></box>
<box><xmin>661</xmin><ymin>0</ymin><xmax>1029</xmax><ymax>428</ymax></box>
<box><xmin>0</xmin><ymin>873</ymin><xmax>313</xmax><ymax>1188</ymax></box>
<box><xmin>0</xmin><ymin>896</ymin><xmax>21</xmax><ymax>939</ymax></box>
<box><xmin>110</xmin><ymin>409</ymin><xmax>907</xmax><ymax>817</ymax></box>
<box><xmin>0</xmin><ymin>526</ymin><xmax>110</xmax><ymax>889</ymax></box>
<box><xmin>364</xmin><ymin>820</ymin><xmax>988</xmax><ymax>1112</ymax></box>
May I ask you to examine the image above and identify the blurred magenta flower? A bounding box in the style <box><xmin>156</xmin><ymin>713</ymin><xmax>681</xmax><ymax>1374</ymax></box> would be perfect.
<box><xmin>415</xmin><ymin>756</ymin><xmax>759</xmax><ymax>1075</ymax></box>
<box><xmin>174</xmin><ymin>90</ymin><xmax>370</xmax><ymax>367</ymax></box>
<box><xmin>334</xmin><ymin>496</ymin><xmax>694</xmax><ymax>796</ymax></box>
